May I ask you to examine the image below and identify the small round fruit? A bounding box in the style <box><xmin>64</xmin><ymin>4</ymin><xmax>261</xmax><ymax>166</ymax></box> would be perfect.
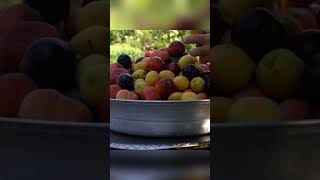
<box><xmin>154</xmin><ymin>79</ymin><xmax>176</xmax><ymax>99</ymax></box>
<box><xmin>197</xmin><ymin>93</ymin><xmax>208</xmax><ymax>99</ymax></box>
<box><xmin>142</xmin><ymin>86</ymin><xmax>161</xmax><ymax>100</ymax></box>
<box><xmin>134</xmin><ymin>81</ymin><xmax>147</xmax><ymax>96</ymax></box>
<box><xmin>110</xmin><ymin>84</ymin><xmax>121</xmax><ymax>99</ymax></box>
<box><xmin>168</xmin><ymin>92</ymin><xmax>183</xmax><ymax>100</ymax></box>
<box><xmin>132</xmin><ymin>69</ymin><xmax>146</xmax><ymax>80</ymax></box>
<box><xmin>145</xmin><ymin>71</ymin><xmax>160</xmax><ymax>86</ymax></box>
<box><xmin>173</xmin><ymin>75</ymin><xmax>189</xmax><ymax>91</ymax></box>
<box><xmin>181</xmin><ymin>92</ymin><xmax>198</xmax><ymax>100</ymax></box>
<box><xmin>182</xmin><ymin>64</ymin><xmax>200</xmax><ymax>80</ymax></box>
<box><xmin>169</xmin><ymin>41</ymin><xmax>185</xmax><ymax>57</ymax></box>
<box><xmin>190</xmin><ymin>77</ymin><xmax>205</xmax><ymax>93</ymax></box>
<box><xmin>159</xmin><ymin>70</ymin><xmax>175</xmax><ymax>80</ymax></box>
<box><xmin>167</xmin><ymin>62</ymin><xmax>181</xmax><ymax>75</ymax></box>
<box><xmin>116</xmin><ymin>90</ymin><xmax>138</xmax><ymax>100</ymax></box>
<box><xmin>117</xmin><ymin>73</ymin><xmax>134</xmax><ymax>90</ymax></box>
<box><xmin>178</xmin><ymin>55</ymin><xmax>196</xmax><ymax>69</ymax></box>
<box><xmin>212</xmin><ymin>96</ymin><xmax>234</xmax><ymax>123</ymax></box>
<box><xmin>134</xmin><ymin>61</ymin><xmax>147</xmax><ymax>71</ymax></box>
<box><xmin>134</xmin><ymin>79</ymin><xmax>145</xmax><ymax>86</ymax></box>
<box><xmin>117</xmin><ymin>54</ymin><xmax>132</xmax><ymax>69</ymax></box>
<box><xmin>227</xmin><ymin>97</ymin><xmax>281</xmax><ymax>123</ymax></box>
<box><xmin>147</xmin><ymin>56</ymin><xmax>164</xmax><ymax>72</ymax></box>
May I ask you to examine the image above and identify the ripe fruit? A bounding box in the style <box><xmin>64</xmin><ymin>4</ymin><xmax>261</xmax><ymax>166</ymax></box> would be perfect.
<box><xmin>110</xmin><ymin>68</ymin><xmax>128</xmax><ymax>85</ymax></box>
<box><xmin>152</xmin><ymin>50</ymin><xmax>170</xmax><ymax>62</ymax></box>
<box><xmin>0</xmin><ymin>73</ymin><xmax>37</xmax><ymax>117</ymax></box>
<box><xmin>134</xmin><ymin>79</ymin><xmax>145</xmax><ymax>86</ymax></box>
<box><xmin>169</xmin><ymin>41</ymin><xmax>185</xmax><ymax>57</ymax></box>
<box><xmin>0</xmin><ymin>21</ymin><xmax>59</xmax><ymax>74</ymax></box>
<box><xmin>280</xmin><ymin>98</ymin><xmax>312</xmax><ymax>121</ymax></box>
<box><xmin>70</xmin><ymin>26</ymin><xmax>108</xmax><ymax>56</ymax></box>
<box><xmin>154</xmin><ymin>79</ymin><xmax>176</xmax><ymax>99</ymax></box>
<box><xmin>197</xmin><ymin>93</ymin><xmax>208</xmax><ymax>99</ymax></box>
<box><xmin>117</xmin><ymin>73</ymin><xmax>134</xmax><ymax>90</ymax></box>
<box><xmin>145</xmin><ymin>51</ymin><xmax>153</xmax><ymax>57</ymax></box>
<box><xmin>117</xmin><ymin>54</ymin><xmax>132</xmax><ymax>69</ymax></box>
<box><xmin>134</xmin><ymin>61</ymin><xmax>147</xmax><ymax>71</ymax></box>
<box><xmin>181</xmin><ymin>92</ymin><xmax>198</xmax><ymax>100</ymax></box>
<box><xmin>212</xmin><ymin>96</ymin><xmax>234</xmax><ymax>123</ymax></box>
<box><xmin>231</xmin><ymin>8</ymin><xmax>287</xmax><ymax>61</ymax></box>
<box><xmin>168</xmin><ymin>92</ymin><xmax>183</xmax><ymax>100</ymax></box>
<box><xmin>227</xmin><ymin>97</ymin><xmax>281</xmax><ymax>123</ymax></box>
<box><xmin>79</xmin><ymin>64</ymin><xmax>107</xmax><ymax>107</ymax></box>
<box><xmin>110</xmin><ymin>84</ymin><xmax>121</xmax><ymax>99</ymax></box>
<box><xmin>173</xmin><ymin>75</ymin><xmax>189</xmax><ymax>91</ymax></box>
<box><xmin>167</xmin><ymin>62</ymin><xmax>181</xmax><ymax>75</ymax></box>
<box><xmin>256</xmin><ymin>49</ymin><xmax>305</xmax><ymax>99</ymax></box>
<box><xmin>19</xmin><ymin>89</ymin><xmax>92</xmax><ymax>122</ymax></box>
<box><xmin>142</xmin><ymin>86</ymin><xmax>161</xmax><ymax>100</ymax></box>
<box><xmin>159</xmin><ymin>70</ymin><xmax>175</xmax><ymax>80</ymax></box>
<box><xmin>182</xmin><ymin>64</ymin><xmax>200</xmax><ymax>80</ymax></box>
<box><xmin>132</xmin><ymin>69</ymin><xmax>146</xmax><ymax>80</ymax></box>
<box><xmin>77</xmin><ymin>54</ymin><xmax>106</xmax><ymax>84</ymax></box>
<box><xmin>147</xmin><ymin>56</ymin><xmax>164</xmax><ymax>72</ymax></box>
<box><xmin>76</xmin><ymin>1</ymin><xmax>108</xmax><ymax>31</ymax></box>
<box><xmin>178</xmin><ymin>55</ymin><xmax>196</xmax><ymax>69</ymax></box>
<box><xmin>145</xmin><ymin>71</ymin><xmax>160</xmax><ymax>86</ymax></box>
<box><xmin>190</xmin><ymin>77</ymin><xmax>206</xmax><ymax>93</ymax></box>
<box><xmin>116</xmin><ymin>90</ymin><xmax>138</xmax><ymax>100</ymax></box>
<box><xmin>134</xmin><ymin>81</ymin><xmax>147</xmax><ymax>96</ymax></box>
<box><xmin>212</xmin><ymin>44</ymin><xmax>255</xmax><ymax>95</ymax></box>
<box><xmin>110</xmin><ymin>63</ymin><xmax>123</xmax><ymax>70</ymax></box>
<box><xmin>20</xmin><ymin>38</ymin><xmax>76</xmax><ymax>91</ymax></box>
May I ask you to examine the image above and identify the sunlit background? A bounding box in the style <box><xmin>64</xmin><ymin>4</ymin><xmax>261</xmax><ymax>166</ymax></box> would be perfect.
<box><xmin>110</xmin><ymin>0</ymin><xmax>210</xmax><ymax>30</ymax></box>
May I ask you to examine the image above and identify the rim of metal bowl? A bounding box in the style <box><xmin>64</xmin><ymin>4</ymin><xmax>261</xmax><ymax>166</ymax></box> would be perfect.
<box><xmin>110</xmin><ymin>99</ymin><xmax>210</xmax><ymax>105</ymax></box>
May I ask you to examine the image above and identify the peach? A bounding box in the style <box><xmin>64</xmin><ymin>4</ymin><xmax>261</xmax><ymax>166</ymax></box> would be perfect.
<box><xmin>110</xmin><ymin>68</ymin><xmax>128</xmax><ymax>85</ymax></box>
<box><xmin>152</xmin><ymin>50</ymin><xmax>170</xmax><ymax>62</ymax></box>
<box><xmin>280</xmin><ymin>98</ymin><xmax>312</xmax><ymax>121</ymax></box>
<box><xmin>181</xmin><ymin>92</ymin><xmax>198</xmax><ymax>100</ymax></box>
<box><xmin>154</xmin><ymin>79</ymin><xmax>176</xmax><ymax>99</ymax></box>
<box><xmin>116</xmin><ymin>90</ymin><xmax>138</xmax><ymax>100</ymax></box>
<box><xmin>0</xmin><ymin>4</ymin><xmax>42</xmax><ymax>38</ymax></box>
<box><xmin>0</xmin><ymin>73</ymin><xmax>37</xmax><ymax>117</ymax></box>
<box><xmin>147</xmin><ymin>56</ymin><xmax>164</xmax><ymax>72</ymax></box>
<box><xmin>169</xmin><ymin>41</ymin><xmax>185</xmax><ymax>57</ymax></box>
<box><xmin>145</xmin><ymin>71</ymin><xmax>160</xmax><ymax>86</ymax></box>
<box><xmin>19</xmin><ymin>89</ymin><xmax>92</xmax><ymax>122</ymax></box>
<box><xmin>142</xmin><ymin>86</ymin><xmax>161</xmax><ymax>100</ymax></box>
<box><xmin>173</xmin><ymin>75</ymin><xmax>189</xmax><ymax>91</ymax></box>
<box><xmin>110</xmin><ymin>84</ymin><xmax>121</xmax><ymax>99</ymax></box>
<box><xmin>197</xmin><ymin>93</ymin><xmax>208</xmax><ymax>99</ymax></box>
<box><xmin>159</xmin><ymin>70</ymin><xmax>175</xmax><ymax>80</ymax></box>
<box><xmin>0</xmin><ymin>22</ymin><xmax>59</xmax><ymax>74</ymax></box>
<box><xmin>168</xmin><ymin>92</ymin><xmax>183</xmax><ymax>100</ymax></box>
<box><xmin>145</xmin><ymin>51</ymin><xmax>153</xmax><ymax>57</ymax></box>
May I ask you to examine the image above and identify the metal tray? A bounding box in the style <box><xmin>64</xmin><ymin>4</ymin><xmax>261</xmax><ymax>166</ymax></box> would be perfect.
<box><xmin>110</xmin><ymin>99</ymin><xmax>210</xmax><ymax>137</ymax></box>
<box><xmin>213</xmin><ymin>120</ymin><xmax>320</xmax><ymax>180</ymax></box>
<box><xmin>0</xmin><ymin>117</ymin><xmax>108</xmax><ymax>180</ymax></box>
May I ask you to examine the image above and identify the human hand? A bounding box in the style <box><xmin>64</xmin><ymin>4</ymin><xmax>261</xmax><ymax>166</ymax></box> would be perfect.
<box><xmin>184</xmin><ymin>34</ymin><xmax>210</xmax><ymax>63</ymax></box>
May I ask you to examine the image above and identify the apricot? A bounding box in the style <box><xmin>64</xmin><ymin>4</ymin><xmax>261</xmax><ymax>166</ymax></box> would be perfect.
<box><xmin>142</xmin><ymin>86</ymin><xmax>161</xmax><ymax>100</ymax></box>
<box><xmin>197</xmin><ymin>93</ymin><xmax>208</xmax><ymax>99</ymax></box>
<box><xmin>212</xmin><ymin>96</ymin><xmax>234</xmax><ymax>123</ymax></box>
<box><xmin>116</xmin><ymin>90</ymin><xmax>138</xmax><ymax>100</ymax></box>
<box><xmin>145</xmin><ymin>71</ymin><xmax>160</xmax><ymax>86</ymax></box>
<box><xmin>190</xmin><ymin>77</ymin><xmax>205</xmax><ymax>93</ymax></box>
<box><xmin>178</xmin><ymin>55</ymin><xmax>196</xmax><ymax>69</ymax></box>
<box><xmin>159</xmin><ymin>70</ymin><xmax>175</xmax><ymax>80</ymax></box>
<box><xmin>19</xmin><ymin>89</ymin><xmax>92</xmax><ymax>122</ymax></box>
<box><xmin>0</xmin><ymin>73</ymin><xmax>37</xmax><ymax>117</ymax></box>
<box><xmin>181</xmin><ymin>92</ymin><xmax>198</xmax><ymax>100</ymax></box>
<box><xmin>154</xmin><ymin>79</ymin><xmax>176</xmax><ymax>99</ymax></box>
<box><xmin>110</xmin><ymin>84</ymin><xmax>121</xmax><ymax>99</ymax></box>
<box><xmin>168</xmin><ymin>92</ymin><xmax>183</xmax><ymax>100</ymax></box>
<box><xmin>132</xmin><ymin>69</ymin><xmax>146</xmax><ymax>80</ymax></box>
<box><xmin>134</xmin><ymin>81</ymin><xmax>147</xmax><ymax>96</ymax></box>
<box><xmin>173</xmin><ymin>75</ymin><xmax>189</xmax><ymax>91</ymax></box>
<box><xmin>147</xmin><ymin>56</ymin><xmax>164</xmax><ymax>72</ymax></box>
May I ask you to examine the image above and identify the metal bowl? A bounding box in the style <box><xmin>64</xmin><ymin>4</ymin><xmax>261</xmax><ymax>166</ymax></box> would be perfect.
<box><xmin>110</xmin><ymin>99</ymin><xmax>210</xmax><ymax>137</ymax></box>
<box><xmin>213</xmin><ymin>120</ymin><xmax>320</xmax><ymax>180</ymax></box>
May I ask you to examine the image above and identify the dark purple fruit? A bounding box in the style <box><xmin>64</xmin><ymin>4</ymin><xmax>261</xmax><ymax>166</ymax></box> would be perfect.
<box><xmin>20</xmin><ymin>37</ymin><xmax>76</xmax><ymax>91</ymax></box>
<box><xmin>117</xmin><ymin>54</ymin><xmax>132</xmax><ymax>69</ymax></box>
<box><xmin>231</xmin><ymin>8</ymin><xmax>287</xmax><ymax>62</ymax></box>
<box><xmin>167</xmin><ymin>62</ymin><xmax>181</xmax><ymax>75</ymax></box>
<box><xmin>182</xmin><ymin>64</ymin><xmax>200</xmax><ymax>80</ymax></box>
<box><xmin>117</xmin><ymin>73</ymin><xmax>134</xmax><ymax>90</ymax></box>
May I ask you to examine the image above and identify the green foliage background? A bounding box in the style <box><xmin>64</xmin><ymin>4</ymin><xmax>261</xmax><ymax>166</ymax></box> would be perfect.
<box><xmin>110</xmin><ymin>30</ymin><xmax>192</xmax><ymax>64</ymax></box>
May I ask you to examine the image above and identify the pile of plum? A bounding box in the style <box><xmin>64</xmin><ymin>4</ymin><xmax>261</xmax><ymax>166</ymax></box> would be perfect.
<box><xmin>110</xmin><ymin>40</ymin><xmax>210</xmax><ymax>101</ymax></box>
<box><xmin>212</xmin><ymin>1</ymin><xmax>320</xmax><ymax>123</ymax></box>
<box><xmin>0</xmin><ymin>0</ymin><xmax>107</xmax><ymax>122</ymax></box>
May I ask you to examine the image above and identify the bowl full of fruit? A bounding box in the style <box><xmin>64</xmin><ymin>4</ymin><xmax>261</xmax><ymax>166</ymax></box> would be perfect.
<box><xmin>110</xmin><ymin>40</ymin><xmax>210</xmax><ymax>137</ymax></box>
